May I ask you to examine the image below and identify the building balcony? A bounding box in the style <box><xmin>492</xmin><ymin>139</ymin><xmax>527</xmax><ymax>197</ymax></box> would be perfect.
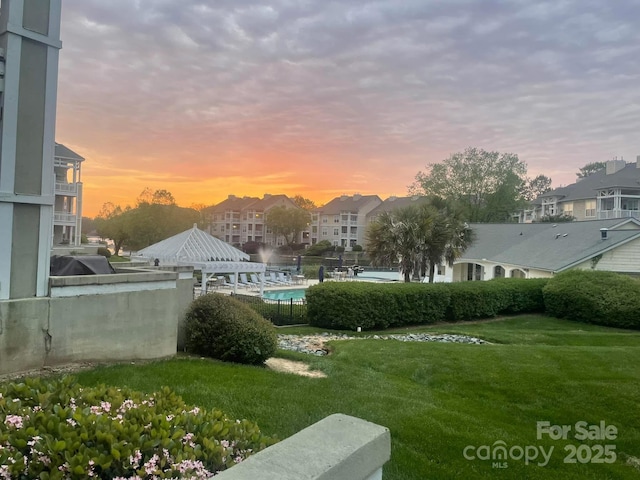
<box><xmin>55</xmin><ymin>182</ymin><xmax>78</xmax><ymax>195</ymax></box>
<box><xmin>53</xmin><ymin>212</ymin><xmax>78</xmax><ymax>225</ymax></box>
<box><xmin>598</xmin><ymin>210</ymin><xmax>640</xmax><ymax>220</ymax></box>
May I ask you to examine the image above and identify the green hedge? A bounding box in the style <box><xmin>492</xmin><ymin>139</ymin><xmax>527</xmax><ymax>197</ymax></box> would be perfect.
<box><xmin>543</xmin><ymin>270</ymin><xmax>640</xmax><ymax>329</ymax></box>
<box><xmin>306</xmin><ymin>282</ymin><xmax>451</xmax><ymax>330</ymax></box>
<box><xmin>306</xmin><ymin>278</ymin><xmax>548</xmax><ymax>330</ymax></box>
<box><xmin>0</xmin><ymin>377</ymin><xmax>275</xmax><ymax>479</ymax></box>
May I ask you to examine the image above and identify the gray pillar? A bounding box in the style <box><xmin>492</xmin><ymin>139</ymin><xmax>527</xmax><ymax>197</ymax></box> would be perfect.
<box><xmin>0</xmin><ymin>0</ymin><xmax>62</xmax><ymax>299</ymax></box>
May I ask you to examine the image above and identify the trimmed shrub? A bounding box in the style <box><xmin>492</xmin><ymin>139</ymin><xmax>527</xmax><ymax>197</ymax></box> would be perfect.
<box><xmin>491</xmin><ymin>278</ymin><xmax>548</xmax><ymax>314</ymax></box>
<box><xmin>306</xmin><ymin>282</ymin><xmax>451</xmax><ymax>330</ymax></box>
<box><xmin>446</xmin><ymin>278</ymin><xmax>549</xmax><ymax>321</ymax></box>
<box><xmin>97</xmin><ymin>246</ymin><xmax>111</xmax><ymax>258</ymax></box>
<box><xmin>0</xmin><ymin>376</ymin><xmax>276</xmax><ymax>479</ymax></box>
<box><xmin>185</xmin><ymin>293</ymin><xmax>277</xmax><ymax>364</ymax></box>
<box><xmin>543</xmin><ymin>270</ymin><xmax>640</xmax><ymax>329</ymax></box>
<box><xmin>306</xmin><ymin>278</ymin><xmax>549</xmax><ymax>330</ymax></box>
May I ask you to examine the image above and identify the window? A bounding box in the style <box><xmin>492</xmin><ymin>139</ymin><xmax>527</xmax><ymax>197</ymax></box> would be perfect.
<box><xmin>341</xmin><ymin>226</ymin><xmax>348</xmax><ymax>234</ymax></box>
<box><xmin>350</xmin><ymin>214</ymin><xmax>358</xmax><ymax>222</ymax></box>
<box><xmin>334</xmin><ymin>215</ymin><xmax>340</xmax><ymax>223</ymax></box>
<box><xmin>248</xmin><ymin>224</ymin><xmax>252</xmax><ymax>231</ymax></box>
<box><xmin>350</xmin><ymin>239</ymin><xmax>357</xmax><ymax>247</ymax></box>
<box><xmin>585</xmin><ymin>200</ymin><xmax>596</xmax><ymax>217</ymax></box>
<box><xmin>562</xmin><ymin>202</ymin><xmax>573</xmax><ymax>217</ymax></box>
<box><xmin>322</xmin><ymin>228</ymin><xmax>328</xmax><ymax>236</ymax></box>
<box><xmin>333</xmin><ymin>228</ymin><xmax>339</xmax><ymax>236</ymax></box>
<box><xmin>350</xmin><ymin>226</ymin><xmax>357</xmax><ymax>235</ymax></box>
<box><xmin>437</xmin><ymin>265</ymin><xmax>445</xmax><ymax>275</ymax></box>
<box><xmin>312</xmin><ymin>226</ymin><xmax>318</xmax><ymax>233</ymax></box>
<box><xmin>322</xmin><ymin>217</ymin><xmax>328</xmax><ymax>224</ymax></box>
<box><xmin>341</xmin><ymin>214</ymin><xmax>349</xmax><ymax>222</ymax></box>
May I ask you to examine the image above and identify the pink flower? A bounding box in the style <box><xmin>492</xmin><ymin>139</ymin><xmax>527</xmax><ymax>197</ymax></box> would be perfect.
<box><xmin>4</xmin><ymin>414</ymin><xmax>24</xmax><ymax>429</ymax></box>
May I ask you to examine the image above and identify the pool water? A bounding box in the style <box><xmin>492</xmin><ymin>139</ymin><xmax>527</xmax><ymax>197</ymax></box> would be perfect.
<box><xmin>262</xmin><ymin>288</ymin><xmax>306</xmax><ymax>301</ymax></box>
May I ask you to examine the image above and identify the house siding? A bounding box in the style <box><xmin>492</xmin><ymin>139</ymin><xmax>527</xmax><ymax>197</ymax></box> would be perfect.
<box><xmin>572</xmin><ymin>237</ymin><xmax>640</xmax><ymax>273</ymax></box>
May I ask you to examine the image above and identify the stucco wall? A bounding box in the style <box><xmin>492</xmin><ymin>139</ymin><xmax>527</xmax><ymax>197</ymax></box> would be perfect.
<box><xmin>0</xmin><ymin>267</ymin><xmax>194</xmax><ymax>376</ymax></box>
<box><xmin>0</xmin><ymin>298</ymin><xmax>50</xmax><ymax>374</ymax></box>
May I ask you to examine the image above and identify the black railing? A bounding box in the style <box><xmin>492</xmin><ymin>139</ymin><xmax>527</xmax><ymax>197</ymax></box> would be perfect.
<box><xmin>232</xmin><ymin>293</ymin><xmax>307</xmax><ymax>326</ymax></box>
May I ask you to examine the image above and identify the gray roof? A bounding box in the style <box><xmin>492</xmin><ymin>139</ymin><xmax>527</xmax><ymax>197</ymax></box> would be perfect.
<box><xmin>368</xmin><ymin>196</ymin><xmax>430</xmax><ymax>217</ymax></box>
<box><xmin>315</xmin><ymin>195</ymin><xmax>381</xmax><ymax>215</ymax></box>
<box><xmin>539</xmin><ymin>163</ymin><xmax>640</xmax><ymax>202</ymax></box>
<box><xmin>136</xmin><ymin>224</ymin><xmax>249</xmax><ymax>263</ymax></box>
<box><xmin>460</xmin><ymin>218</ymin><xmax>640</xmax><ymax>272</ymax></box>
<box><xmin>207</xmin><ymin>195</ymin><xmax>260</xmax><ymax>213</ymax></box>
<box><xmin>54</xmin><ymin>143</ymin><xmax>84</xmax><ymax>161</ymax></box>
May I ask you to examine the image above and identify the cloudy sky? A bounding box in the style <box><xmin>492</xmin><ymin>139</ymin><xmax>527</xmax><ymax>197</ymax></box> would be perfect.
<box><xmin>56</xmin><ymin>0</ymin><xmax>640</xmax><ymax>216</ymax></box>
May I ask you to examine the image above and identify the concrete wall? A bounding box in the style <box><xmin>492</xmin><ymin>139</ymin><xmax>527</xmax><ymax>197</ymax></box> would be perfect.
<box><xmin>214</xmin><ymin>414</ymin><xmax>390</xmax><ymax>480</ymax></box>
<box><xmin>0</xmin><ymin>267</ymin><xmax>194</xmax><ymax>376</ymax></box>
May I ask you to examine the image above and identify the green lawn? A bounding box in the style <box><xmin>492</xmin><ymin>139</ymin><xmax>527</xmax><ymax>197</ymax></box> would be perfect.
<box><xmin>75</xmin><ymin>316</ymin><xmax>640</xmax><ymax>479</ymax></box>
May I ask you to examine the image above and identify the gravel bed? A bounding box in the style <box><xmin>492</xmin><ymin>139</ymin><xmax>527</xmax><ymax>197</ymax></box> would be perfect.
<box><xmin>278</xmin><ymin>332</ymin><xmax>488</xmax><ymax>356</ymax></box>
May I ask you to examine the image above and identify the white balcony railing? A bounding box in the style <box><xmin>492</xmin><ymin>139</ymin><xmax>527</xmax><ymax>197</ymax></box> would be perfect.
<box><xmin>598</xmin><ymin>210</ymin><xmax>640</xmax><ymax>220</ymax></box>
<box><xmin>55</xmin><ymin>182</ymin><xmax>77</xmax><ymax>195</ymax></box>
<box><xmin>54</xmin><ymin>212</ymin><xmax>77</xmax><ymax>224</ymax></box>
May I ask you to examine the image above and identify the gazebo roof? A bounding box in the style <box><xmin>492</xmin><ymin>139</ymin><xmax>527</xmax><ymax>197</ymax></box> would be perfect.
<box><xmin>135</xmin><ymin>224</ymin><xmax>249</xmax><ymax>263</ymax></box>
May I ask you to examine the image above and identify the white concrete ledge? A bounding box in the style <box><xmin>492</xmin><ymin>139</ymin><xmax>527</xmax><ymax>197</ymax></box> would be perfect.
<box><xmin>214</xmin><ymin>414</ymin><xmax>390</xmax><ymax>480</ymax></box>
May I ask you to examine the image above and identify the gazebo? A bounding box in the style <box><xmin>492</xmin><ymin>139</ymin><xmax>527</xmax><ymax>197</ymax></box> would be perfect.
<box><xmin>134</xmin><ymin>224</ymin><xmax>266</xmax><ymax>294</ymax></box>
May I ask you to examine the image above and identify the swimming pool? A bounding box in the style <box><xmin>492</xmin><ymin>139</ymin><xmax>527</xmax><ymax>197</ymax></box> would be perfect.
<box><xmin>262</xmin><ymin>288</ymin><xmax>306</xmax><ymax>301</ymax></box>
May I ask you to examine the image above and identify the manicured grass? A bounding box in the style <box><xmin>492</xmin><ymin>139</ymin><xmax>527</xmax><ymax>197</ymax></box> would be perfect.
<box><xmin>74</xmin><ymin>316</ymin><xmax>640</xmax><ymax>479</ymax></box>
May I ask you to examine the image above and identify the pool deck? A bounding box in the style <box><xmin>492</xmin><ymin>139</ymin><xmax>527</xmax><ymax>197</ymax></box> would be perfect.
<box><xmin>198</xmin><ymin>273</ymin><xmax>399</xmax><ymax>298</ymax></box>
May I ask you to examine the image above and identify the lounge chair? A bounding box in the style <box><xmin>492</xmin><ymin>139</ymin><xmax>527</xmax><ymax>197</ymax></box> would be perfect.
<box><xmin>269</xmin><ymin>272</ymin><xmax>287</xmax><ymax>285</ymax></box>
<box><xmin>227</xmin><ymin>274</ymin><xmax>249</xmax><ymax>289</ymax></box>
<box><xmin>251</xmin><ymin>273</ymin><xmax>273</xmax><ymax>286</ymax></box>
<box><xmin>277</xmin><ymin>272</ymin><xmax>293</xmax><ymax>285</ymax></box>
<box><xmin>240</xmin><ymin>273</ymin><xmax>258</xmax><ymax>289</ymax></box>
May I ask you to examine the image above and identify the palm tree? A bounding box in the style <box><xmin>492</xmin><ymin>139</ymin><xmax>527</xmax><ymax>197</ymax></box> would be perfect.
<box><xmin>366</xmin><ymin>207</ymin><xmax>425</xmax><ymax>282</ymax></box>
<box><xmin>418</xmin><ymin>199</ymin><xmax>474</xmax><ymax>283</ymax></box>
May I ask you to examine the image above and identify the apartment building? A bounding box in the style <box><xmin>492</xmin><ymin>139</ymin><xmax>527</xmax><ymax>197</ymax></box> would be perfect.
<box><xmin>310</xmin><ymin>194</ymin><xmax>382</xmax><ymax>250</ymax></box>
<box><xmin>521</xmin><ymin>157</ymin><xmax>640</xmax><ymax>223</ymax></box>
<box><xmin>366</xmin><ymin>195</ymin><xmax>429</xmax><ymax>220</ymax></box>
<box><xmin>53</xmin><ymin>143</ymin><xmax>84</xmax><ymax>246</ymax></box>
<box><xmin>205</xmin><ymin>194</ymin><xmax>307</xmax><ymax>247</ymax></box>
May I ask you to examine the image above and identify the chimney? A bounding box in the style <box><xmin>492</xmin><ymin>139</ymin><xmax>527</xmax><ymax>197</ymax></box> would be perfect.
<box><xmin>605</xmin><ymin>159</ymin><xmax>626</xmax><ymax>175</ymax></box>
<box><xmin>600</xmin><ymin>228</ymin><xmax>608</xmax><ymax>240</ymax></box>
<box><xmin>263</xmin><ymin>193</ymin><xmax>272</xmax><ymax>199</ymax></box>
<box><xmin>228</xmin><ymin>194</ymin><xmax>237</xmax><ymax>200</ymax></box>
<box><xmin>353</xmin><ymin>193</ymin><xmax>362</xmax><ymax>201</ymax></box>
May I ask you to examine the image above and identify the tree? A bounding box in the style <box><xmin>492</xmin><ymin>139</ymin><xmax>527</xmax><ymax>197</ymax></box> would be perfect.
<box><xmin>577</xmin><ymin>162</ymin><xmax>606</xmax><ymax>179</ymax></box>
<box><xmin>522</xmin><ymin>174</ymin><xmax>552</xmax><ymax>202</ymax></box>
<box><xmin>411</xmin><ymin>147</ymin><xmax>527</xmax><ymax>222</ymax></box>
<box><xmin>292</xmin><ymin>195</ymin><xmax>317</xmax><ymax>211</ymax></box>
<box><xmin>366</xmin><ymin>200</ymin><xmax>474</xmax><ymax>283</ymax></box>
<box><xmin>94</xmin><ymin>202</ymin><xmax>131</xmax><ymax>255</ymax></box>
<box><xmin>94</xmin><ymin>189</ymin><xmax>200</xmax><ymax>253</ymax></box>
<box><xmin>366</xmin><ymin>207</ymin><xmax>423</xmax><ymax>282</ymax></box>
<box><xmin>265</xmin><ymin>206</ymin><xmax>311</xmax><ymax>247</ymax></box>
<box><xmin>417</xmin><ymin>200</ymin><xmax>474</xmax><ymax>283</ymax></box>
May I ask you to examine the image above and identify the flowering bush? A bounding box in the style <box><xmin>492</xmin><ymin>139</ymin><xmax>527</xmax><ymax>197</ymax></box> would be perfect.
<box><xmin>0</xmin><ymin>376</ymin><xmax>276</xmax><ymax>479</ymax></box>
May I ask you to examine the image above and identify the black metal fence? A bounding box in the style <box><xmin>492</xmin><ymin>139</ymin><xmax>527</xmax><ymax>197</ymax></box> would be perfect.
<box><xmin>232</xmin><ymin>293</ymin><xmax>308</xmax><ymax>326</ymax></box>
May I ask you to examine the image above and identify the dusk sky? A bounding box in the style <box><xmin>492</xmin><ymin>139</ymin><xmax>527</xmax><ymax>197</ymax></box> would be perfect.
<box><xmin>55</xmin><ymin>1</ymin><xmax>640</xmax><ymax>217</ymax></box>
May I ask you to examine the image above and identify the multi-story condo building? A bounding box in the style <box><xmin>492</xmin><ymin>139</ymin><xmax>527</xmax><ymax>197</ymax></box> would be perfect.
<box><xmin>366</xmin><ymin>195</ymin><xmax>429</xmax><ymax>221</ymax></box>
<box><xmin>205</xmin><ymin>194</ymin><xmax>308</xmax><ymax>247</ymax></box>
<box><xmin>53</xmin><ymin>143</ymin><xmax>84</xmax><ymax>246</ymax></box>
<box><xmin>310</xmin><ymin>194</ymin><xmax>382</xmax><ymax>250</ymax></box>
<box><xmin>521</xmin><ymin>157</ymin><xmax>640</xmax><ymax>223</ymax></box>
